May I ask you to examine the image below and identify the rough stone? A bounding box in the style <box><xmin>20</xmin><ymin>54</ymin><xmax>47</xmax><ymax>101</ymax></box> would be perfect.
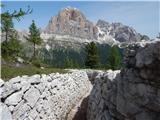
<box><xmin>0</xmin><ymin>79</ymin><xmax>4</xmax><ymax>87</ymax></box>
<box><xmin>0</xmin><ymin>103</ymin><xmax>12</xmax><ymax>120</ymax></box>
<box><xmin>45</xmin><ymin>7</ymin><xmax>96</xmax><ymax>39</ymax></box>
<box><xmin>5</xmin><ymin>91</ymin><xmax>23</xmax><ymax>105</ymax></box>
<box><xmin>0</xmin><ymin>71</ymin><xmax>91</xmax><ymax>120</ymax></box>
<box><xmin>24</xmin><ymin>86</ymin><xmax>40</xmax><ymax>108</ymax></box>
<box><xmin>87</xmin><ymin>40</ymin><xmax>160</xmax><ymax>120</ymax></box>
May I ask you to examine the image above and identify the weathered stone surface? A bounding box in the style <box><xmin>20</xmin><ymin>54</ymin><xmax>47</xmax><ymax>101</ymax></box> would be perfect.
<box><xmin>0</xmin><ymin>79</ymin><xmax>4</xmax><ymax>87</ymax></box>
<box><xmin>0</xmin><ymin>71</ymin><xmax>91</xmax><ymax>120</ymax></box>
<box><xmin>45</xmin><ymin>7</ymin><xmax>96</xmax><ymax>39</ymax></box>
<box><xmin>87</xmin><ymin>40</ymin><xmax>160</xmax><ymax>120</ymax></box>
<box><xmin>9</xmin><ymin>76</ymin><xmax>21</xmax><ymax>84</ymax></box>
<box><xmin>5</xmin><ymin>91</ymin><xmax>23</xmax><ymax>105</ymax></box>
<box><xmin>96</xmin><ymin>19</ymin><xmax>144</xmax><ymax>42</ymax></box>
<box><xmin>23</xmin><ymin>87</ymin><xmax>40</xmax><ymax>108</ymax></box>
<box><xmin>0</xmin><ymin>103</ymin><xmax>12</xmax><ymax>120</ymax></box>
<box><xmin>1</xmin><ymin>82</ymin><xmax>22</xmax><ymax>98</ymax></box>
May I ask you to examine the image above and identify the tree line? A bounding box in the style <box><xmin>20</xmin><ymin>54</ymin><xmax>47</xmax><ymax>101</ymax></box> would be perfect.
<box><xmin>85</xmin><ymin>42</ymin><xmax>122</xmax><ymax>70</ymax></box>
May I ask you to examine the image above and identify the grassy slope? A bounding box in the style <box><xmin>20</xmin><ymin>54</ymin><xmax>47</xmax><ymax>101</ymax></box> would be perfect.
<box><xmin>1</xmin><ymin>64</ymin><xmax>67</xmax><ymax>81</ymax></box>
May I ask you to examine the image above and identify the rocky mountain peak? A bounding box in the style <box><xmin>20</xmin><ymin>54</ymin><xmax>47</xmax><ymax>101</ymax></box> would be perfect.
<box><xmin>45</xmin><ymin>7</ymin><xmax>97</xmax><ymax>39</ymax></box>
<box><xmin>96</xmin><ymin>19</ymin><xmax>110</xmax><ymax>28</ymax></box>
<box><xmin>42</xmin><ymin>7</ymin><xmax>150</xmax><ymax>44</ymax></box>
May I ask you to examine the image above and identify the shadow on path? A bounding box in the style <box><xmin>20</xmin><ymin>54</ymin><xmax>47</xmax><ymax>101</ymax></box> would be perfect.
<box><xmin>72</xmin><ymin>96</ymin><xmax>89</xmax><ymax>120</ymax></box>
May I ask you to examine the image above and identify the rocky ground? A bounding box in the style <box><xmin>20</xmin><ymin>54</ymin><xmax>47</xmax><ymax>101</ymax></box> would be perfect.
<box><xmin>0</xmin><ymin>40</ymin><xmax>160</xmax><ymax>120</ymax></box>
<box><xmin>0</xmin><ymin>71</ymin><xmax>92</xmax><ymax>120</ymax></box>
<box><xmin>87</xmin><ymin>40</ymin><xmax>160</xmax><ymax>120</ymax></box>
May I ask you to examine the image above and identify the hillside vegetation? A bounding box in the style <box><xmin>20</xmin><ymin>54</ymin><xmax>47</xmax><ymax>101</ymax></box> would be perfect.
<box><xmin>1</xmin><ymin>5</ymin><xmax>123</xmax><ymax>80</ymax></box>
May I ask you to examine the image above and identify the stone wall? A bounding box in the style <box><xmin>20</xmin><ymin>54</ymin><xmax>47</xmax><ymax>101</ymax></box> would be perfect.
<box><xmin>0</xmin><ymin>71</ymin><xmax>91</xmax><ymax>120</ymax></box>
<box><xmin>87</xmin><ymin>40</ymin><xmax>160</xmax><ymax>120</ymax></box>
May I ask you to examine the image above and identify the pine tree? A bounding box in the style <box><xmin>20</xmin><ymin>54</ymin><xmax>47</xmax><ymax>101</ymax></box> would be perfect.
<box><xmin>85</xmin><ymin>42</ymin><xmax>99</xmax><ymax>69</ymax></box>
<box><xmin>1</xmin><ymin>5</ymin><xmax>32</xmax><ymax>59</ymax></box>
<box><xmin>1</xmin><ymin>5</ymin><xmax>32</xmax><ymax>42</ymax></box>
<box><xmin>1</xmin><ymin>31</ymin><xmax>22</xmax><ymax>59</ymax></box>
<box><xmin>26</xmin><ymin>20</ymin><xmax>42</xmax><ymax>58</ymax></box>
<box><xmin>107</xmin><ymin>45</ymin><xmax>122</xmax><ymax>70</ymax></box>
<box><xmin>1</xmin><ymin>12</ymin><xmax>13</xmax><ymax>42</ymax></box>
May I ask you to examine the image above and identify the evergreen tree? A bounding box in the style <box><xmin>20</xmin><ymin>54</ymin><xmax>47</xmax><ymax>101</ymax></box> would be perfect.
<box><xmin>1</xmin><ymin>30</ymin><xmax>22</xmax><ymax>59</ymax></box>
<box><xmin>1</xmin><ymin>5</ymin><xmax>32</xmax><ymax>59</ymax></box>
<box><xmin>1</xmin><ymin>5</ymin><xmax>32</xmax><ymax>42</ymax></box>
<box><xmin>1</xmin><ymin>12</ymin><xmax>14</xmax><ymax>42</ymax></box>
<box><xmin>85</xmin><ymin>42</ymin><xmax>99</xmax><ymax>68</ymax></box>
<box><xmin>107</xmin><ymin>45</ymin><xmax>122</xmax><ymax>70</ymax></box>
<box><xmin>64</xmin><ymin>57</ymin><xmax>80</xmax><ymax>68</ymax></box>
<box><xmin>26</xmin><ymin>20</ymin><xmax>42</xmax><ymax>58</ymax></box>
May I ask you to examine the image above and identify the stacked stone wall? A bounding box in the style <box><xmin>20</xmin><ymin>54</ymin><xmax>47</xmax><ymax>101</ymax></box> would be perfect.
<box><xmin>0</xmin><ymin>71</ymin><xmax>91</xmax><ymax>120</ymax></box>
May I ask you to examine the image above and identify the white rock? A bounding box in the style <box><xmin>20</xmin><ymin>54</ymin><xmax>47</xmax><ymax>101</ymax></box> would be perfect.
<box><xmin>21</xmin><ymin>80</ymin><xmax>30</xmax><ymax>93</ymax></box>
<box><xmin>9</xmin><ymin>76</ymin><xmax>21</xmax><ymax>84</ymax></box>
<box><xmin>35</xmin><ymin>83</ymin><xmax>45</xmax><ymax>94</ymax></box>
<box><xmin>24</xmin><ymin>87</ymin><xmax>40</xmax><ymax>108</ymax></box>
<box><xmin>28</xmin><ymin>75</ymin><xmax>41</xmax><ymax>84</ymax></box>
<box><xmin>28</xmin><ymin>108</ymin><xmax>38</xmax><ymax>119</ymax></box>
<box><xmin>13</xmin><ymin>103</ymin><xmax>31</xmax><ymax>120</ymax></box>
<box><xmin>2</xmin><ymin>82</ymin><xmax>21</xmax><ymax>98</ymax></box>
<box><xmin>17</xmin><ymin>57</ymin><xmax>24</xmax><ymax>63</ymax></box>
<box><xmin>0</xmin><ymin>79</ymin><xmax>4</xmax><ymax>87</ymax></box>
<box><xmin>5</xmin><ymin>91</ymin><xmax>23</xmax><ymax>105</ymax></box>
<box><xmin>9</xmin><ymin>105</ymin><xmax>14</xmax><ymax>112</ymax></box>
<box><xmin>0</xmin><ymin>103</ymin><xmax>12</xmax><ymax>120</ymax></box>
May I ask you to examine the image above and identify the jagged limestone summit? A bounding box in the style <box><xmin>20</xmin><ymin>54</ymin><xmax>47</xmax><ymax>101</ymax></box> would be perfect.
<box><xmin>16</xmin><ymin>6</ymin><xmax>149</xmax><ymax>49</ymax></box>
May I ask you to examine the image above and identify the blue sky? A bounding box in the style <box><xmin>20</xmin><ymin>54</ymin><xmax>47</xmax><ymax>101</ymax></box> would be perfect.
<box><xmin>1</xmin><ymin>1</ymin><xmax>159</xmax><ymax>38</ymax></box>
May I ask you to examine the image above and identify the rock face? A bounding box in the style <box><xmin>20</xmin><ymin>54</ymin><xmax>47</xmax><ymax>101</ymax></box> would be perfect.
<box><xmin>0</xmin><ymin>71</ymin><xmax>91</xmax><ymax>120</ymax></box>
<box><xmin>45</xmin><ymin>7</ymin><xmax>97</xmax><ymax>39</ymax></box>
<box><xmin>96</xmin><ymin>19</ymin><xmax>142</xmax><ymax>42</ymax></box>
<box><xmin>44</xmin><ymin>7</ymin><xmax>147</xmax><ymax>44</ymax></box>
<box><xmin>87</xmin><ymin>40</ymin><xmax>160</xmax><ymax>120</ymax></box>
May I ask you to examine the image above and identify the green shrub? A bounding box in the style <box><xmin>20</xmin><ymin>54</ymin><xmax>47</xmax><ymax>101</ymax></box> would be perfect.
<box><xmin>31</xmin><ymin>58</ymin><xmax>42</xmax><ymax>68</ymax></box>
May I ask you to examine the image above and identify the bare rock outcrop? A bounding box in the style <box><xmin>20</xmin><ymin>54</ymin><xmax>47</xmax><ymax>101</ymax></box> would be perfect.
<box><xmin>96</xmin><ymin>20</ymin><xmax>144</xmax><ymax>42</ymax></box>
<box><xmin>0</xmin><ymin>71</ymin><xmax>91</xmax><ymax>120</ymax></box>
<box><xmin>87</xmin><ymin>40</ymin><xmax>160</xmax><ymax>120</ymax></box>
<box><xmin>45</xmin><ymin>7</ymin><xmax>97</xmax><ymax>39</ymax></box>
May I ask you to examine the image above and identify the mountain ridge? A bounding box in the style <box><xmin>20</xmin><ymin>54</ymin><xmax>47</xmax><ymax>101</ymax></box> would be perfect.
<box><xmin>43</xmin><ymin>7</ymin><xmax>149</xmax><ymax>43</ymax></box>
<box><xmin>14</xmin><ymin>6</ymin><xmax>150</xmax><ymax>49</ymax></box>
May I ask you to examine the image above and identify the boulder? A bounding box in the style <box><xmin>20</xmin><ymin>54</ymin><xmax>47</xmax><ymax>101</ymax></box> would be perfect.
<box><xmin>5</xmin><ymin>91</ymin><xmax>23</xmax><ymax>105</ymax></box>
<box><xmin>23</xmin><ymin>87</ymin><xmax>40</xmax><ymax>108</ymax></box>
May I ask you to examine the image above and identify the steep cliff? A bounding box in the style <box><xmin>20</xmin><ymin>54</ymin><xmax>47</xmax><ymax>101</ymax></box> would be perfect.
<box><xmin>87</xmin><ymin>40</ymin><xmax>160</xmax><ymax>120</ymax></box>
<box><xmin>45</xmin><ymin>7</ymin><xmax>97</xmax><ymax>39</ymax></box>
